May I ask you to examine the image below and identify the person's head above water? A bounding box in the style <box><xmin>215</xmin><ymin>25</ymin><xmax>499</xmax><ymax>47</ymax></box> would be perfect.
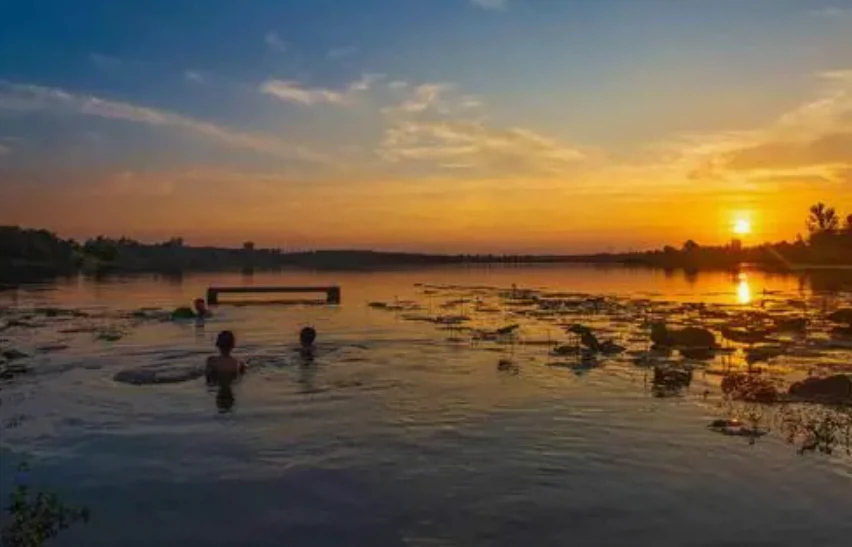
<box><xmin>299</xmin><ymin>327</ymin><xmax>317</xmax><ymax>348</ymax></box>
<box><xmin>216</xmin><ymin>330</ymin><xmax>235</xmax><ymax>355</ymax></box>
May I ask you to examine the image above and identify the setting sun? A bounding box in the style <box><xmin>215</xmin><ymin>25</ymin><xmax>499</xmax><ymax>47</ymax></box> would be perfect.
<box><xmin>733</xmin><ymin>219</ymin><xmax>752</xmax><ymax>236</ymax></box>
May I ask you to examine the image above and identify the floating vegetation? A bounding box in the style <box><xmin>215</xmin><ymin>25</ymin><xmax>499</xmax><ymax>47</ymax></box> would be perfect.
<box><xmin>2</xmin><ymin>349</ymin><xmax>29</xmax><ymax>360</ymax></box>
<box><xmin>96</xmin><ymin>330</ymin><xmax>125</xmax><ymax>342</ymax></box>
<box><xmin>497</xmin><ymin>359</ymin><xmax>519</xmax><ymax>374</ymax></box>
<box><xmin>113</xmin><ymin>364</ymin><xmax>205</xmax><ymax>385</ymax></box>
<box><xmin>651</xmin><ymin>366</ymin><xmax>693</xmax><ymax>397</ymax></box>
<box><xmin>721</xmin><ymin>372</ymin><xmax>780</xmax><ymax>403</ymax></box>
<box><xmin>777</xmin><ymin>404</ymin><xmax>852</xmax><ymax>455</ymax></box>
<box><xmin>0</xmin><ymin>361</ymin><xmax>30</xmax><ymax>380</ymax></box>
<box><xmin>496</xmin><ymin>324</ymin><xmax>520</xmax><ymax>335</ymax></box>
<box><xmin>708</xmin><ymin>418</ymin><xmax>769</xmax><ymax>439</ymax></box>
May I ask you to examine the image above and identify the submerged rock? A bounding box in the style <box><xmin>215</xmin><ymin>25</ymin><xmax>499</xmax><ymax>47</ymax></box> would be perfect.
<box><xmin>599</xmin><ymin>340</ymin><xmax>626</xmax><ymax>355</ymax></box>
<box><xmin>2</xmin><ymin>349</ymin><xmax>28</xmax><ymax>360</ymax></box>
<box><xmin>721</xmin><ymin>327</ymin><xmax>772</xmax><ymax>345</ymax></box>
<box><xmin>33</xmin><ymin>307</ymin><xmax>88</xmax><ymax>318</ymax></box>
<box><xmin>680</xmin><ymin>347</ymin><xmax>715</xmax><ymax>360</ymax></box>
<box><xmin>0</xmin><ymin>361</ymin><xmax>30</xmax><ymax>379</ymax></box>
<box><xmin>788</xmin><ymin>375</ymin><xmax>852</xmax><ymax>404</ymax></box>
<box><xmin>496</xmin><ymin>324</ymin><xmax>520</xmax><ymax>335</ymax></box>
<box><xmin>113</xmin><ymin>364</ymin><xmax>205</xmax><ymax>386</ymax></box>
<box><xmin>651</xmin><ymin>323</ymin><xmax>716</xmax><ymax>349</ymax></box>
<box><xmin>831</xmin><ymin>326</ymin><xmax>852</xmax><ymax>338</ymax></box>
<box><xmin>96</xmin><ymin>331</ymin><xmax>124</xmax><ymax>342</ymax></box>
<box><xmin>772</xmin><ymin>317</ymin><xmax>807</xmax><ymax>333</ymax></box>
<box><xmin>827</xmin><ymin>309</ymin><xmax>852</xmax><ymax>325</ymax></box>
<box><xmin>551</xmin><ymin>345</ymin><xmax>577</xmax><ymax>356</ymax></box>
<box><xmin>745</xmin><ymin>344</ymin><xmax>787</xmax><ymax>365</ymax></box>
<box><xmin>36</xmin><ymin>344</ymin><xmax>70</xmax><ymax>353</ymax></box>
<box><xmin>653</xmin><ymin>366</ymin><xmax>692</xmax><ymax>389</ymax></box>
<box><xmin>708</xmin><ymin>419</ymin><xmax>768</xmax><ymax>438</ymax></box>
<box><xmin>497</xmin><ymin>359</ymin><xmax>519</xmax><ymax>374</ymax></box>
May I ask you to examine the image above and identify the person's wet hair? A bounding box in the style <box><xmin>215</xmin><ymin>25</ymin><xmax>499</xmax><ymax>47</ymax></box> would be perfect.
<box><xmin>194</xmin><ymin>298</ymin><xmax>209</xmax><ymax>317</ymax></box>
<box><xmin>216</xmin><ymin>330</ymin><xmax>235</xmax><ymax>354</ymax></box>
<box><xmin>300</xmin><ymin>326</ymin><xmax>317</xmax><ymax>347</ymax></box>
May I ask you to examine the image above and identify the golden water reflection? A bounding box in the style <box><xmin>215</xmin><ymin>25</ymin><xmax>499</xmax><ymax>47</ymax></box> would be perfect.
<box><xmin>736</xmin><ymin>273</ymin><xmax>752</xmax><ymax>305</ymax></box>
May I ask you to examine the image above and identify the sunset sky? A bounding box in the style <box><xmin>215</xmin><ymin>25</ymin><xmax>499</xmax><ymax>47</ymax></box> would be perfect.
<box><xmin>1</xmin><ymin>0</ymin><xmax>852</xmax><ymax>253</ymax></box>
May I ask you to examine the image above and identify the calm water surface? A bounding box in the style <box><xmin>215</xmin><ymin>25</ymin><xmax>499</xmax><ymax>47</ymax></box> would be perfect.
<box><xmin>1</xmin><ymin>265</ymin><xmax>851</xmax><ymax>547</ymax></box>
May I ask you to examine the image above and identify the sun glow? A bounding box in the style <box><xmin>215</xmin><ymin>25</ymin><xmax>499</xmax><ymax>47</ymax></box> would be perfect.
<box><xmin>733</xmin><ymin>218</ymin><xmax>752</xmax><ymax>236</ymax></box>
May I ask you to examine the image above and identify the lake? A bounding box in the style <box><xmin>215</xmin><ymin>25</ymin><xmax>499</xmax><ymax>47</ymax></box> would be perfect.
<box><xmin>2</xmin><ymin>264</ymin><xmax>852</xmax><ymax>547</ymax></box>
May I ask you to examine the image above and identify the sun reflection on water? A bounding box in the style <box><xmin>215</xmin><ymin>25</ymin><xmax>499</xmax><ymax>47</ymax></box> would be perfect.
<box><xmin>736</xmin><ymin>273</ymin><xmax>752</xmax><ymax>305</ymax></box>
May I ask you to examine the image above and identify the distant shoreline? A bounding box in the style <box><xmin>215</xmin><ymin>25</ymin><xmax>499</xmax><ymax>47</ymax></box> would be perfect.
<box><xmin>3</xmin><ymin>223</ymin><xmax>852</xmax><ymax>283</ymax></box>
<box><xmin>3</xmin><ymin>255</ymin><xmax>852</xmax><ymax>279</ymax></box>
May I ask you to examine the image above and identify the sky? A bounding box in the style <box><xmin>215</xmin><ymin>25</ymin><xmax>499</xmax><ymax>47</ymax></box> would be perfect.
<box><xmin>1</xmin><ymin>0</ymin><xmax>852</xmax><ymax>253</ymax></box>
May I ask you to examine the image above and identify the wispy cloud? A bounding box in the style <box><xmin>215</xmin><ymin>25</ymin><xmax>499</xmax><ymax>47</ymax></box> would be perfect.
<box><xmin>381</xmin><ymin>120</ymin><xmax>585</xmax><ymax>174</ymax></box>
<box><xmin>470</xmin><ymin>0</ymin><xmax>507</xmax><ymax>10</ymax></box>
<box><xmin>260</xmin><ymin>80</ymin><xmax>346</xmax><ymax>105</ymax></box>
<box><xmin>386</xmin><ymin>83</ymin><xmax>453</xmax><ymax>114</ymax></box>
<box><xmin>0</xmin><ymin>82</ymin><xmax>326</xmax><ymax>162</ymax></box>
<box><xmin>348</xmin><ymin>73</ymin><xmax>384</xmax><ymax>93</ymax></box>
<box><xmin>378</xmin><ymin>79</ymin><xmax>585</xmax><ymax>176</ymax></box>
<box><xmin>261</xmin><ymin>74</ymin><xmax>383</xmax><ymax>105</ymax></box>
<box><xmin>184</xmin><ymin>70</ymin><xmax>204</xmax><ymax>84</ymax></box>
<box><xmin>697</xmin><ymin>70</ymin><xmax>852</xmax><ymax>181</ymax></box>
<box><xmin>264</xmin><ymin>31</ymin><xmax>287</xmax><ymax>52</ymax></box>
<box><xmin>627</xmin><ymin>68</ymin><xmax>852</xmax><ymax>197</ymax></box>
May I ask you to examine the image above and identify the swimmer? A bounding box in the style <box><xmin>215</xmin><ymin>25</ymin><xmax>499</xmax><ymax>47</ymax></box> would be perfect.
<box><xmin>171</xmin><ymin>298</ymin><xmax>211</xmax><ymax>320</ymax></box>
<box><xmin>193</xmin><ymin>298</ymin><xmax>211</xmax><ymax>318</ymax></box>
<box><xmin>206</xmin><ymin>330</ymin><xmax>246</xmax><ymax>385</ymax></box>
<box><xmin>298</xmin><ymin>326</ymin><xmax>317</xmax><ymax>361</ymax></box>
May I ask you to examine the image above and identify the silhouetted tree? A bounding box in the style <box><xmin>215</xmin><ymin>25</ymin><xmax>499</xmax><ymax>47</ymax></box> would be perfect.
<box><xmin>845</xmin><ymin>214</ymin><xmax>852</xmax><ymax>234</ymax></box>
<box><xmin>682</xmin><ymin>240</ymin><xmax>699</xmax><ymax>253</ymax></box>
<box><xmin>807</xmin><ymin>202</ymin><xmax>839</xmax><ymax>235</ymax></box>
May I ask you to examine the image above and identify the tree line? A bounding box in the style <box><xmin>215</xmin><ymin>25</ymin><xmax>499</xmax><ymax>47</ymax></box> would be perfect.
<box><xmin>1</xmin><ymin>203</ymin><xmax>851</xmax><ymax>279</ymax></box>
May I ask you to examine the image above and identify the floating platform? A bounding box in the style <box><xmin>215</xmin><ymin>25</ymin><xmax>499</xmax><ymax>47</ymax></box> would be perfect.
<box><xmin>206</xmin><ymin>285</ymin><xmax>341</xmax><ymax>305</ymax></box>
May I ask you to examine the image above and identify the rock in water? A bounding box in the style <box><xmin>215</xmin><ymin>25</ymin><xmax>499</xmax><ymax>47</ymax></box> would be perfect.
<box><xmin>653</xmin><ymin>366</ymin><xmax>692</xmax><ymax>388</ymax></box>
<box><xmin>651</xmin><ymin>323</ymin><xmax>715</xmax><ymax>349</ymax></box>
<box><xmin>827</xmin><ymin>309</ymin><xmax>852</xmax><ymax>325</ymax></box>
<box><xmin>788</xmin><ymin>375</ymin><xmax>852</xmax><ymax>404</ymax></box>
<box><xmin>745</xmin><ymin>345</ymin><xmax>787</xmax><ymax>365</ymax></box>
<box><xmin>772</xmin><ymin>317</ymin><xmax>807</xmax><ymax>333</ymax></box>
<box><xmin>113</xmin><ymin>364</ymin><xmax>205</xmax><ymax>386</ymax></box>
<box><xmin>2</xmin><ymin>349</ymin><xmax>28</xmax><ymax>360</ymax></box>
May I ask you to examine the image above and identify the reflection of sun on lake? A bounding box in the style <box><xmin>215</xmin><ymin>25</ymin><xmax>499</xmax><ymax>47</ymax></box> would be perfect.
<box><xmin>737</xmin><ymin>273</ymin><xmax>752</xmax><ymax>304</ymax></box>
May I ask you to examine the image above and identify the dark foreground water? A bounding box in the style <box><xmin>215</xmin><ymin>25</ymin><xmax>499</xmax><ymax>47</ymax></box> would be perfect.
<box><xmin>1</xmin><ymin>265</ymin><xmax>852</xmax><ymax>546</ymax></box>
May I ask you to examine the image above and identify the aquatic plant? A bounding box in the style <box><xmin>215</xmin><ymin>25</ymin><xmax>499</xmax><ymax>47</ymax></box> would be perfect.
<box><xmin>777</xmin><ymin>404</ymin><xmax>852</xmax><ymax>456</ymax></box>
<box><xmin>1</xmin><ymin>464</ymin><xmax>90</xmax><ymax>547</ymax></box>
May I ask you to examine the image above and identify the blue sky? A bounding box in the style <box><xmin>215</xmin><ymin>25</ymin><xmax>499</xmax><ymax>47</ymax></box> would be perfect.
<box><xmin>1</xmin><ymin>0</ymin><xmax>852</xmax><ymax>251</ymax></box>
